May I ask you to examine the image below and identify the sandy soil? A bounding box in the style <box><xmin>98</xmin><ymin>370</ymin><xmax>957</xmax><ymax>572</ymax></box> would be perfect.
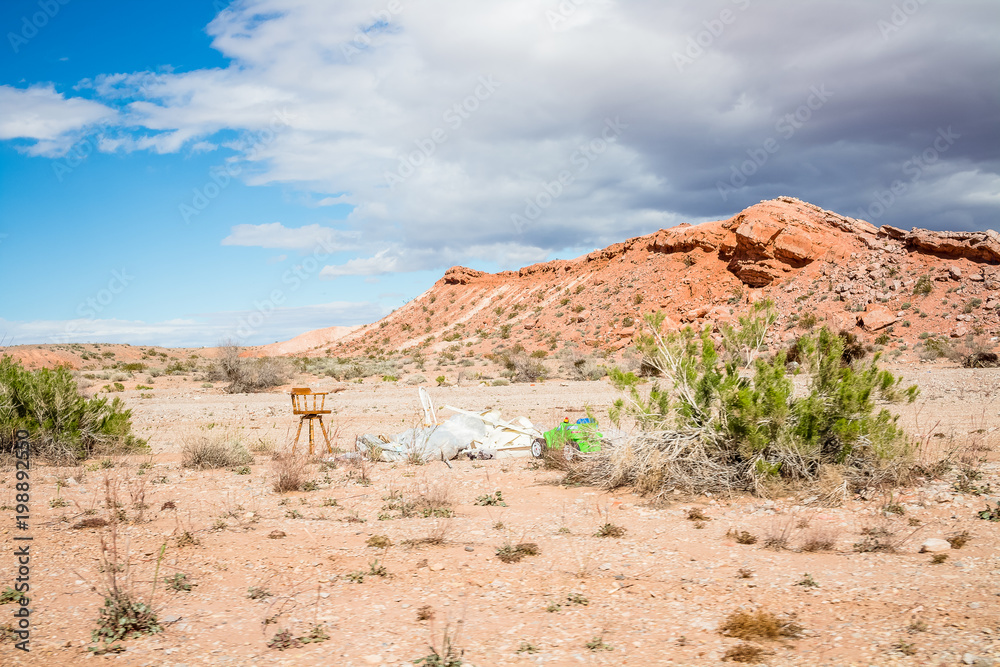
<box><xmin>2</xmin><ymin>365</ymin><xmax>1000</xmax><ymax>666</ymax></box>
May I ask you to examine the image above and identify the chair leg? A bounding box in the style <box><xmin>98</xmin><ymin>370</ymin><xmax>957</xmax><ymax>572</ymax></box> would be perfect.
<box><xmin>292</xmin><ymin>418</ymin><xmax>304</xmax><ymax>454</ymax></box>
<box><xmin>308</xmin><ymin>417</ymin><xmax>316</xmax><ymax>455</ymax></box>
<box><xmin>318</xmin><ymin>416</ymin><xmax>332</xmax><ymax>454</ymax></box>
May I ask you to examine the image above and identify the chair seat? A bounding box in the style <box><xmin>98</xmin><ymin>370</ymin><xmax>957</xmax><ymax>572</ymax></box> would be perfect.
<box><xmin>295</xmin><ymin>409</ymin><xmax>332</xmax><ymax>415</ymax></box>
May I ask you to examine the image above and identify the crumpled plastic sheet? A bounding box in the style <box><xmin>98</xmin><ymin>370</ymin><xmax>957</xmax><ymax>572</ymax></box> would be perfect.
<box><xmin>356</xmin><ymin>413</ymin><xmax>489</xmax><ymax>463</ymax></box>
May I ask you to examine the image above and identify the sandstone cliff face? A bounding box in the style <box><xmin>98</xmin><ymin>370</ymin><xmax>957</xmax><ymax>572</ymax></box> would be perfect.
<box><xmin>293</xmin><ymin>197</ymin><xmax>999</xmax><ymax>359</ymax></box>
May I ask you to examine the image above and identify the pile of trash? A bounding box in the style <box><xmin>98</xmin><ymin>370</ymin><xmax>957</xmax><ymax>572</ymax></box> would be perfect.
<box><xmin>355</xmin><ymin>389</ymin><xmax>542</xmax><ymax>463</ymax></box>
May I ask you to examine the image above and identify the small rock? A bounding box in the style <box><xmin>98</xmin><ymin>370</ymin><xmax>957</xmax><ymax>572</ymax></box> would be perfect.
<box><xmin>464</xmin><ymin>546</ymin><xmax>474</xmax><ymax>552</ymax></box>
<box><xmin>599</xmin><ymin>563</ymin><xmax>612</xmax><ymax>571</ymax></box>
<box><xmin>268</xmin><ymin>530</ymin><xmax>286</xmax><ymax>539</ymax></box>
<box><xmin>429</xmin><ymin>563</ymin><xmax>445</xmax><ymax>572</ymax></box>
<box><xmin>162</xmin><ymin>615</ymin><xmax>180</xmax><ymax>623</ymax></box>
<box><xmin>969</xmin><ymin>602</ymin><xmax>982</xmax><ymax>609</ymax></box>
<box><xmin>363</xmin><ymin>655</ymin><xmax>383</xmax><ymax>665</ymax></box>
<box><xmin>950</xmin><ymin>266</ymin><xmax>962</xmax><ymax>280</ymax></box>
<box><xmin>970</xmin><ymin>273</ymin><xmax>985</xmax><ymax>282</ymax></box>
<box><xmin>963</xmin><ymin>654</ymin><xmax>977</xmax><ymax>665</ymax></box>
<box><xmin>919</xmin><ymin>538</ymin><xmax>951</xmax><ymax>553</ymax></box>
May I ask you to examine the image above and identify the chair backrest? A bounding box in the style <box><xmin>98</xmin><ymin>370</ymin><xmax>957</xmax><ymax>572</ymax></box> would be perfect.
<box><xmin>291</xmin><ymin>388</ymin><xmax>327</xmax><ymax>414</ymax></box>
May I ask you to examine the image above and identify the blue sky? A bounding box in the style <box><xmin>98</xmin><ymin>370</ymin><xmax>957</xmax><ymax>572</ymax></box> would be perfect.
<box><xmin>0</xmin><ymin>0</ymin><xmax>997</xmax><ymax>346</ymax></box>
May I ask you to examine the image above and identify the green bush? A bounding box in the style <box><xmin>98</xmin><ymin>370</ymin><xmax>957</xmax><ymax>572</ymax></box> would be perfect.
<box><xmin>912</xmin><ymin>275</ymin><xmax>933</xmax><ymax>296</ymax></box>
<box><xmin>601</xmin><ymin>302</ymin><xmax>918</xmax><ymax>494</ymax></box>
<box><xmin>0</xmin><ymin>356</ymin><xmax>146</xmax><ymax>461</ymax></box>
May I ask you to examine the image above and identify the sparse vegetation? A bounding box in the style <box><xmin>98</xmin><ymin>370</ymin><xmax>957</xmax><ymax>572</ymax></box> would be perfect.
<box><xmin>496</xmin><ymin>542</ymin><xmax>540</xmax><ymax>563</ymax></box>
<box><xmin>595</xmin><ymin>522</ymin><xmax>626</xmax><ymax>538</ymax></box>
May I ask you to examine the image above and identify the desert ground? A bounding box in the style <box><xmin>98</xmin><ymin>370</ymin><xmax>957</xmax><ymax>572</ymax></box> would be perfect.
<box><xmin>3</xmin><ymin>361</ymin><xmax>1000</xmax><ymax>667</ymax></box>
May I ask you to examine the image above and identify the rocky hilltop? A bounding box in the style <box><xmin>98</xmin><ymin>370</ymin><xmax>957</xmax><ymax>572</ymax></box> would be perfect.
<box><xmin>310</xmin><ymin>197</ymin><xmax>1000</xmax><ymax>359</ymax></box>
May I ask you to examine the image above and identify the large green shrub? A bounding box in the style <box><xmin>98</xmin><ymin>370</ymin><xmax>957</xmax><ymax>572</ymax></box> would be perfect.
<box><xmin>604</xmin><ymin>302</ymin><xmax>918</xmax><ymax>493</ymax></box>
<box><xmin>0</xmin><ymin>356</ymin><xmax>146</xmax><ymax>460</ymax></box>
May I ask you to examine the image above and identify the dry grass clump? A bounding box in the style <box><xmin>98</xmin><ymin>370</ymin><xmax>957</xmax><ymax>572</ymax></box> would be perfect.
<box><xmin>719</xmin><ymin>609</ymin><xmax>802</xmax><ymax>641</ymax></box>
<box><xmin>686</xmin><ymin>507</ymin><xmax>709</xmax><ymax>521</ymax></box>
<box><xmin>722</xmin><ymin>643</ymin><xmax>769</xmax><ymax>663</ymax></box>
<box><xmin>852</xmin><ymin>518</ymin><xmax>919</xmax><ymax>553</ymax></box>
<box><xmin>270</xmin><ymin>452</ymin><xmax>308</xmax><ymax>493</ymax></box>
<box><xmin>402</xmin><ymin>520</ymin><xmax>451</xmax><ymax>548</ymax></box>
<box><xmin>209</xmin><ymin>340</ymin><xmax>288</xmax><ymax>394</ymax></box>
<box><xmin>946</xmin><ymin>531</ymin><xmax>971</xmax><ymax>549</ymax></box>
<box><xmin>181</xmin><ymin>433</ymin><xmax>253</xmax><ymax>470</ymax></box>
<box><xmin>762</xmin><ymin>519</ymin><xmax>796</xmax><ymax>550</ymax></box>
<box><xmin>800</xmin><ymin>524</ymin><xmax>840</xmax><ymax>552</ymax></box>
<box><xmin>366</xmin><ymin>535</ymin><xmax>391</xmax><ymax>549</ymax></box>
<box><xmin>726</xmin><ymin>529</ymin><xmax>758</xmax><ymax>545</ymax></box>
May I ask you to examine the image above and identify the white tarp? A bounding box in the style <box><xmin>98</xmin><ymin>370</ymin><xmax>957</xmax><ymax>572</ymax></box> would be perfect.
<box><xmin>355</xmin><ymin>392</ymin><xmax>542</xmax><ymax>462</ymax></box>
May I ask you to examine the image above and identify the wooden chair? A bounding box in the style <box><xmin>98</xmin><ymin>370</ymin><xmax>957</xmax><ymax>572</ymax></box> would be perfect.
<box><xmin>290</xmin><ymin>388</ymin><xmax>332</xmax><ymax>455</ymax></box>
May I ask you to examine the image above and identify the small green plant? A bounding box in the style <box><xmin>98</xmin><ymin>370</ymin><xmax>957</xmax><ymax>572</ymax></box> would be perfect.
<box><xmin>977</xmin><ymin>501</ymin><xmax>1000</xmax><ymax>521</ymax></box>
<box><xmin>267</xmin><ymin>629</ymin><xmax>301</xmax><ymax>650</ymax></box>
<box><xmin>496</xmin><ymin>542</ymin><xmax>540</xmax><ymax>563</ymax></box>
<box><xmin>516</xmin><ymin>641</ymin><xmax>539</xmax><ymax>654</ymax></box>
<box><xmin>301</xmin><ymin>480</ymin><xmax>319</xmax><ymax>491</ymax></box>
<box><xmin>912</xmin><ymin>275</ymin><xmax>933</xmax><ymax>296</ymax></box>
<box><xmin>546</xmin><ymin>602</ymin><xmax>561</xmax><ymax>613</ymax></box>
<box><xmin>413</xmin><ymin>625</ymin><xmax>464</xmax><ymax>666</ymax></box>
<box><xmin>285</xmin><ymin>509</ymin><xmax>303</xmax><ymax>519</ymax></box>
<box><xmin>474</xmin><ymin>491</ymin><xmax>507</xmax><ymax>506</ymax></box>
<box><xmin>366</xmin><ymin>535</ymin><xmax>392</xmax><ymax>548</ymax></box>
<box><xmin>931</xmin><ymin>553</ymin><xmax>948</xmax><ymax>564</ymax></box>
<box><xmin>321</xmin><ymin>497</ymin><xmax>338</xmax><ymax>507</ymax></box>
<box><xmin>164</xmin><ymin>573</ymin><xmax>193</xmax><ymax>592</ymax></box>
<box><xmin>585</xmin><ymin>636</ymin><xmax>613</xmax><ymax>652</ymax></box>
<box><xmin>595</xmin><ymin>523</ymin><xmax>626</xmax><ymax>538</ymax></box>
<box><xmin>796</xmin><ymin>573</ymin><xmax>818</xmax><ymax>588</ymax></box>
<box><xmin>963</xmin><ymin>298</ymin><xmax>982</xmax><ymax>313</ymax></box>
<box><xmin>247</xmin><ymin>586</ymin><xmax>272</xmax><ymax>600</ymax></box>
<box><xmin>436</xmin><ymin>375</ymin><xmax>447</xmax><ymax>386</ymax></box>
<box><xmin>49</xmin><ymin>496</ymin><xmax>70</xmax><ymax>508</ymax></box>
<box><xmin>566</xmin><ymin>592</ymin><xmax>589</xmax><ymax>605</ymax></box>
<box><xmin>92</xmin><ymin>594</ymin><xmax>161</xmax><ymax>645</ymax></box>
<box><xmin>345</xmin><ymin>571</ymin><xmax>365</xmax><ymax>584</ymax></box>
<box><xmin>0</xmin><ymin>588</ymin><xmax>24</xmax><ymax>604</ymax></box>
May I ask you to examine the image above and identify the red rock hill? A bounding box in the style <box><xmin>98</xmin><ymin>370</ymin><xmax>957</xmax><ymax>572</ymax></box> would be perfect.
<box><xmin>307</xmin><ymin>197</ymin><xmax>1000</xmax><ymax>358</ymax></box>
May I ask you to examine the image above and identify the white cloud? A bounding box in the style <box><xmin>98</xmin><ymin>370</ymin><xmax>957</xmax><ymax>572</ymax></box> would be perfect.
<box><xmin>221</xmin><ymin>222</ymin><xmax>360</xmax><ymax>251</ymax></box>
<box><xmin>3</xmin><ymin>0</ymin><xmax>998</xmax><ymax>275</ymax></box>
<box><xmin>0</xmin><ymin>85</ymin><xmax>117</xmax><ymax>156</ymax></box>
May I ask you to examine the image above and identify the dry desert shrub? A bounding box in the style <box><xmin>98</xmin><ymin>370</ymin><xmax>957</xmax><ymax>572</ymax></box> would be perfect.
<box><xmin>722</xmin><ymin>643</ymin><xmax>769</xmax><ymax>663</ymax></box>
<box><xmin>762</xmin><ymin>518</ymin><xmax>797</xmax><ymax>550</ymax></box>
<box><xmin>181</xmin><ymin>431</ymin><xmax>253</xmax><ymax>470</ymax></box>
<box><xmin>726</xmin><ymin>529</ymin><xmax>758</xmax><ymax>545</ymax></box>
<box><xmin>270</xmin><ymin>452</ymin><xmax>308</xmax><ymax>493</ymax></box>
<box><xmin>719</xmin><ymin>609</ymin><xmax>802</xmax><ymax>641</ymax></box>
<box><xmin>209</xmin><ymin>340</ymin><xmax>288</xmax><ymax>394</ymax></box>
<box><xmin>800</xmin><ymin>523</ymin><xmax>840</xmax><ymax>552</ymax></box>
